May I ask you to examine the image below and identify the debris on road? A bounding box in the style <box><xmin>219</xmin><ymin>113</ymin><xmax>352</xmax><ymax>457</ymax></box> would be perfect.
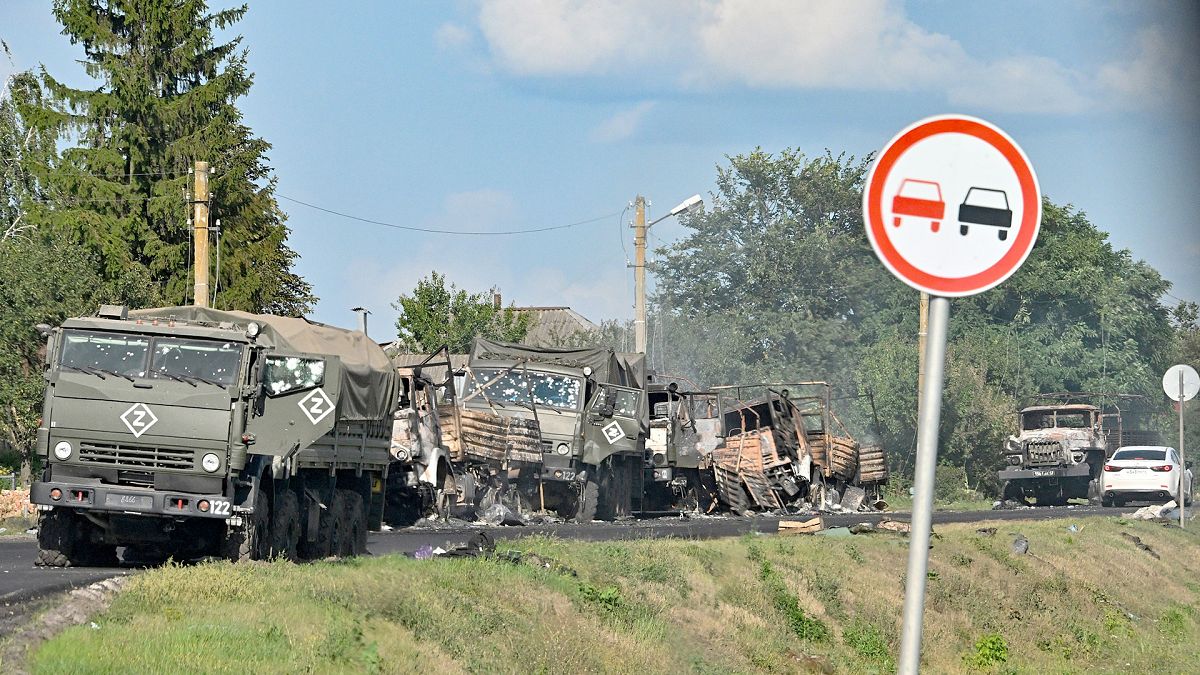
<box><xmin>1128</xmin><ymin>501</ymin><xmax>1179</xmax><ymax>521</ymax></box>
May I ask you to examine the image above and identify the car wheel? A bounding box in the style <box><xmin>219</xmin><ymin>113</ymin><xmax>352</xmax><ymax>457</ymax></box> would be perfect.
<box><xmin>1101</xmin><ymin>495</ymin><xmax>1113</xmax><ymax>507</ymax></box>
<box><xmin>893</xmin><ymin>216</ymin><xmax>901</xmax><ymax>227</ymax></box>
<box><xmin>931</xmin><ymin>220</ymin><xmax>940</xmax><ymax>232</ymax></box>
<box><xmin>959</xmin><ymin>224</ymin><xmax>969</xmax><ymax>236</ymax></box>
<box><xmin>999</xmin><ymin>230</ymin><xmax>1008</xmax><ymax>241</ymax></box>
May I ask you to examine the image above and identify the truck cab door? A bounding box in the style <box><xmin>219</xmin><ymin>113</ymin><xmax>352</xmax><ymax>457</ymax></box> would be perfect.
<box><xmin>243</xmin><ymin>353</ymin><xmax>342</xmax><ymax>459</ymax></box>
<box><xmin>580</xmin><ymin>384</ymin><xmax>644</xmax><ymax>466</ymax></box>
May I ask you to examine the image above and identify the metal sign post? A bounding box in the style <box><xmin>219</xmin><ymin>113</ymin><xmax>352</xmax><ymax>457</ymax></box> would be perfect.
<box><xmin>1163</xmin><ymin>364</ymin><xmax>1199</xmax><ymax>528</ymax></box>
<box><xmin>898</xmin><ymin>295</ymin><xmax>949</xmax><ymax>672</ymax></box>
<box><xmin>863</xmin><ymin>115</ymin><xmax>1041</xmax><ymax>674</ymax></box>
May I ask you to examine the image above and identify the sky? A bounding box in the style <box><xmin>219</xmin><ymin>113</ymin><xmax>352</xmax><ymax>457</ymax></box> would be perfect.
<box><xmin>2</xmin><ymin>0</ymin><xmax>1198</xmax><ymax>337</ymax></box>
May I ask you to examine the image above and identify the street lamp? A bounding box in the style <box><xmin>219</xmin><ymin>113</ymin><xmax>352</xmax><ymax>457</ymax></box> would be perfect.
<box><xmin>633</xmin><ymin>193</ymin><xmax>703</xmax><ymax>354</ymax></box>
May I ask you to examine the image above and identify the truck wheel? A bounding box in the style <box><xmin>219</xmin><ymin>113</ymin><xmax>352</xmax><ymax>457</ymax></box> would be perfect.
<box><xmin>36</xmin><ymin>508</ymin><xmax>82</xmax><ymax>568</ymax></box>
<box><xmin>225</xmin><ymin>488</ymin><xmax>269</xmax><ymax>562</ymax></box>
<box><xmin>270</xmin><ymin>490</ymin><xmax>301</xmax><ymax>561</ymax></box>
<box><xmin>338</xmin><ymin>489</ymin><xmax>367</xmax><ymax>557</ymax></box>
<box><xmin>298</xmin><ymin>489</ymin><xmax>338</xmax><ymax>560</ymax></box>
<box><xmin>573</xmin><ymin>477</ymin><xmax>599</xmax><ymax>523</ymax></box>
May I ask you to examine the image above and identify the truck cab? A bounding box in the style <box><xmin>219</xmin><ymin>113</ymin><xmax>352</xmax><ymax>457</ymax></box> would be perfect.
<box><xmin>31</xmin><ymin>305</ymin><xmax>395</xmax><ymax>565</ymax></box>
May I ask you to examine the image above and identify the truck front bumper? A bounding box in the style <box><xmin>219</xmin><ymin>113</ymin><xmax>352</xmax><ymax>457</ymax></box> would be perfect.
<box><xmin>31</xmin><ymin>480</ymin><xmax>233</xmax><ymax>520</ymax></box>
<box><xmin>998</xmin><ymin>464</ymin><xmax>1092</xmax><ymax>482</ymax></box>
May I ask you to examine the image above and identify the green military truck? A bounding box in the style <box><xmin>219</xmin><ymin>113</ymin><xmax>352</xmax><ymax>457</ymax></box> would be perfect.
<box><xmin>30</xmin><ymin>305</ymin><xmax>397</xmax><ymax>565</ymax></box>
<box><xmin>446</xmin><ymin>339</ymin><xmax>646</xmax><ymax>521</ymax></box>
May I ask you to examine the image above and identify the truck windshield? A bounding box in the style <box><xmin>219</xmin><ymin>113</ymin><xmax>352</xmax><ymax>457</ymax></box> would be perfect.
<box><xmin>149</xmin><ymin>338</ymin><xmax>242</xmax><ymax>386</ymax></box>
<box><xmin>59</xmin><ymin>330</ymin><xmax>242</xmax><ymax>387</ymax></box>
<box><xmin>1022</xmin><ymin>411</ymin><xmax>1090</xmax><ymax>430</ymax></box>
<box><xmin>469</xmin><ymin>368</ymin><xmax>582</xmax><ymax>410</ymax></box>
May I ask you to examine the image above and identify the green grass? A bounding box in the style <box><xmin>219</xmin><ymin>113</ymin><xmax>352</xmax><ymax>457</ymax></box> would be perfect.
<box><xmin>23</xmin><ymin>517</ymin><xmax>1200</xmax><ymax>674</ymax></box>
<box><xmin>883</xmin><ymin>492</ymin><xmax>998</xmax><ymax>512</ymax></box>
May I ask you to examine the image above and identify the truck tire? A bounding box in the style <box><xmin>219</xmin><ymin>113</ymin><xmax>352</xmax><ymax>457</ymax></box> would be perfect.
<box><xmin>36</xmin><ymin>508</ymin><xmax>82</xmax><ymax>568</ymax></box>
<box><xmin>339</xmin><ymin>489</ymin><xmax>367</xmax><ymax>557</ymax></box>
<box><xmin>270</xmin><ymin>490</ymin><xmax>301</xmax><ymax>561</ymax></box>
<box><xmin>573</xmin><ymin>477</ymin><xmax>599</xmax><ymax>523</ymax></box>
<box><xmin>224</xmin><ymin>487</ymin><xmax>270</xmax><ymax>562</ymax></box>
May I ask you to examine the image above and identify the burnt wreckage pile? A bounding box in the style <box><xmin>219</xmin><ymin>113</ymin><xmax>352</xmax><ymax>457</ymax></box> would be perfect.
<box><xmin>385</xmin><ymin>343</ymin><xmax>889</xmax><ymax>525</ymax></box>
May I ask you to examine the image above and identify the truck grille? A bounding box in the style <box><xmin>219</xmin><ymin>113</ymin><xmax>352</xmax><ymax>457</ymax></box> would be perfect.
<box><xmin>1026</xmin><ymin>441</ymin><xmax>1063</xmax><ymax>466</ymax></box>
<box><xmin>78</xmin><ymin>442</ymin><xmax>195</xmax><ymax>471</ymax></box>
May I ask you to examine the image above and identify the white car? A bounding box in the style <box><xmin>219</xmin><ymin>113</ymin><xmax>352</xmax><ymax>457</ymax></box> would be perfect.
<box><xmin>1101</xmin><ymin>446</ymin><xmax>1193</xmax><ymax>507</ymax></box>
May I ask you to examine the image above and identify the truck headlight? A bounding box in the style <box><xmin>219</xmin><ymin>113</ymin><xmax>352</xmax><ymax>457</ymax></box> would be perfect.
<box><xmin>1007</xmin><ymin>455</ymin><xmax>1022</xmax><ymax>465</ymax></box>
<box><xmin>556</xmin><ymin>443</ymin><xmax>570</xmax><ymax>455</ymax></box>
<box><xmin>201</xmin><ymin>452</ymin><xmax>221</xmax><ymax>473</ymax></box>
<box><xmin>53</xmin><ymin>441</ymin><xmax>73</xmax><ymax>460</ymax></box>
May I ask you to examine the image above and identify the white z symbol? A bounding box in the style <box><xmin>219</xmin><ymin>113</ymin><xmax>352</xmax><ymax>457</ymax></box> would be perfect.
<box><xmin>298</xmin><ymin>388</ymin><xmax>334</xmax><ymax>425</ymax></box>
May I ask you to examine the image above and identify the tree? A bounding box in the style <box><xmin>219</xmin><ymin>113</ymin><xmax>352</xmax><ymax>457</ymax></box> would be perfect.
<box><xmin>18</xmin><ymin>0</ymin><xmax>314</xmax><ymax>315</ymax></box>
<box><xmin>392</xmin><ymin>272</ymin><xmax>531</xmax><ymax>353</ymax></box>
<box><xmin>652</xmin><ymin>147</ymin><xmax>1181</xmax><ymax>493</ymax></box>
<box><xmin>0</xmin><ymin>235</ymin><xmax>158</xmax><ymax>482</ymax></box>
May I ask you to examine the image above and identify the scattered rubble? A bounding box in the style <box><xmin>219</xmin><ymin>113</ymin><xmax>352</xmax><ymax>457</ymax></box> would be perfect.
<box><xmin>1010</xmin><ymin>534</ymin><xmax>1029</xmax><ymax>555</ymax></box>
<box><xmin>1127</xmin><ymin>501</ymin><xmax>1180</xmax><ymax>521</ymax></box>
<box><xmin>1121</xmin><ymin>532</ymin><xmax>1160</xmax><ymax>559</ymax></box>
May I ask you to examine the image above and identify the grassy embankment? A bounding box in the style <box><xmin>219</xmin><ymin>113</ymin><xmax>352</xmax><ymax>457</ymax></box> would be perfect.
<box><xmin>21</xmin><ymin>517</ymin><xmax>1200</xmax><ymax>674</ymax></box>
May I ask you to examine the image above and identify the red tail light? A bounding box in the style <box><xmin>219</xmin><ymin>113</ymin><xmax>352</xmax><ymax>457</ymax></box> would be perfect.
<box><xmin>1150</xmin><ymin>465</ymin><xmax>1173</xmax><ymax>472</ymax></box>
<box><xmin>1104</xmin><ymin>464</ymin><xmax>1121</xmax><ymax>472</ymax></box>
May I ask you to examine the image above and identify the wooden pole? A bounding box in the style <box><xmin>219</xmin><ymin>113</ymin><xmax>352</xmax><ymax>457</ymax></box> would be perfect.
<box><xmin>193</xmin><ymin>160</ymin><xmax>210</xmax><ymax>308</ymax></box>
<box><xmin>633</xmin><ymin>195</ymin><xmax>647</xmax><ymax>353</ymax></box>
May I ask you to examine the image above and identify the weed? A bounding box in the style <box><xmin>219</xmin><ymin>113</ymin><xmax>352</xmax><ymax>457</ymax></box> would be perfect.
<box><xmin>843</xmin><ymin>619</ymin><xmax>893</xmax><ymax>669</ymax></box>
<box><xmin>746</xmin><ymin>542</ymin><xmax>764</xmax><ymax>563</ymax></box>
<box><xmin>1160</xmin><ymin>606</ymin><xmax>1189</xmax><ymax>640</ymax></box>
<box><xmin>758</xmin><ymin>561</ymin><xmax>830</xmax><ymax>643</ymax></box>
<box><xmin>845</xmin><ymin>543</ymin><xmax>865</xmax><ymax>564</ymax></box>
<box><xmin>965</xmin><ymin>632</ymin><xmax>1008</xmax><ymax>669</ymax></box>
<box><xmin>578</xmin><ymin>583</ymin><xmax>625</xmax><ymax>614</ymax></box>
<box><xmin>950</xmin><ymin>553</ymin><xmax>973</xmax><ymax>567</ymax></box>
<box><xmin>807</xmin><ymin>571</ymin><xmax>844</xmax><ymax>619</ymax></box>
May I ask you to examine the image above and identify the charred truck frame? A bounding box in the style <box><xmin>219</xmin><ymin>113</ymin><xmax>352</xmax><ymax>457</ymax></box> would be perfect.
<box><xmin>442</xmin><ymin>339</ymin><xmax>647</xmax><ymax>522</ymax></box>
<box><xmin>30</xmin><ymin>305</ymin><xmax>398</xmax><ymax>565</ymax></box>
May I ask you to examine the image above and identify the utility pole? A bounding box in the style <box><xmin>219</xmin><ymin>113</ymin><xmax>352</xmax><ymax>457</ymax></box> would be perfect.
<box><xmin>192</xmin><ymin>160</ymin><xmax>210</xmax><ymax>308</ymax></box>
<box><xmin>918</xmin><ymin>291</ymin><xmax>929</xmax><ymax>416</ymax></box>
<box><xmin>633</xmin><ymin>195</ymin><xmax>647</xmax><ymax>354</ymax></box>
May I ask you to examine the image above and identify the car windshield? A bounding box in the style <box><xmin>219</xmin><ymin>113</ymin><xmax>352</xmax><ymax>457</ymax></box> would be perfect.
<box><xmin>1056</xmin><ymin>412</ymin><xmax>1090</xmax><ymax>428</ymax></box>
<box><xmin>611</xmin><ymin>389</ymin><xmax>639</xmax><ymax>417</ymax></box>
<box><xmin>469</xmin><ymin>368</ymin><xmax>583</xmax><ymax>410</ymax></box>
<box><xmin>1113</xmin><ymin>449</ymin><xmax>1166</xmax><ymax>461</ymax></box>
<box><xmin>59</xmin><ymin>330</ymin><xmax>241</xmax><ymax>386</ymax></box>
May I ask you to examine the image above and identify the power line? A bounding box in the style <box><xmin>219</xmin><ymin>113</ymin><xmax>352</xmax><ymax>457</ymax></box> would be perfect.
<box><xmin>277</xmin><ymin>193</ymin><xmax>620</xmax><ymax>236</ymax></box>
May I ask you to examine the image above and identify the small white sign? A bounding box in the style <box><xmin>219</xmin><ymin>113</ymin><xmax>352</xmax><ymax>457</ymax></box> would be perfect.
<box><xmin>1163</xmin><ymin>364</ymin><xmax>1200</xmax><ymax>402</ymax></box>
<box><xmin>298</xmin><ymin>388</ymin><xmax>335</xmax><ymax>425</ymax></box>
<box><xmin>602</xmin><ymin>421</ymin><xmax>624</xmax><ymax>445</ymax></box>
<box><xmin>120</xmin><ymin>402</ymin><xmax>159</xmax><ymax>438</ymax></box>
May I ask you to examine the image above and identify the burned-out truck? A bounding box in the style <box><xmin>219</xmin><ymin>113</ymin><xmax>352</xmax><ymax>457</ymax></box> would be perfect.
<box><xmin>642</xmin><ymin>380</ymin><xmax>721</xmax><ymax>512</ymax></box>
<box><xmin>998</xmin><ymin>395</ymin><xmax>1162</xmax><ymax>506</ymax></box>
<box><xmin>441</xmin><ymin>339</ymin><xmax>646</xmax><ymax>521</ymax></box>
<box><xmin>30</xmin><ymin>305</ymin><xmax>397</xmax><ymax>565</ymax></box>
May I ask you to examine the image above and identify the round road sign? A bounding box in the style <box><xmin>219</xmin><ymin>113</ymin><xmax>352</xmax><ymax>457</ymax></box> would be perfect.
<box><xmin>1163</xmin><ymin>364</ymin><xmax>1200</xmax><ymax>402</ymax></box>
<box><xmin>863</xmin><ymin>115</ymin><xmax>1042</xmax><ymax>297</ymax></box>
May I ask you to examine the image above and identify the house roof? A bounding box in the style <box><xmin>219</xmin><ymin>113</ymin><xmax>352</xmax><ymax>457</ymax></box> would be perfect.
<box><xmin>513</xmin><ymin>306</ymin><xmax>599</xmax><ymax>347</ymax></box>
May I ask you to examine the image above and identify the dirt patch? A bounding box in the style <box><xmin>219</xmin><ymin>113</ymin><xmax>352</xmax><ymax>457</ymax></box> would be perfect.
<box><xmin>0</xmin><ymin>576</ymin><xmax>128</xmax><ymax>673</ymax></box>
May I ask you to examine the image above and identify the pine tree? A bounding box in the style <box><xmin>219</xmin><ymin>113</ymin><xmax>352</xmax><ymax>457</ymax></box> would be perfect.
<box><xmin>19</xmin><ymin>0</ymin><xmax>314</xmax><ymax>314</ymax></box>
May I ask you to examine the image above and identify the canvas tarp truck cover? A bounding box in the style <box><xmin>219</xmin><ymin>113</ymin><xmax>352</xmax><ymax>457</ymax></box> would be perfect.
<box><xmin>470</xmin><ymin>338</ymin><xmax>645</xmax><ymax>388</ymax></box>
<box><xmin>130</xmin><ymin>306</ymin><xmax>397</xmax><ymax>421</ymax></box>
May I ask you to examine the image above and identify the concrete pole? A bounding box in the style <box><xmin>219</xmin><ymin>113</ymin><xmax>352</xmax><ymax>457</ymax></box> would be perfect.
<box><xmin>633</xmin><ymin>195</ymin><xmax>647</xmax><ymax>354</ymax></box>
<box><xmin>899</xmin><ymin>295</ymin><xmax>950</xmax><ymax>675</ymax></box>
<box><xmin>193</xmin><ymin>161</ymin><xmax>210</xmax><ymax>308</ymax></box>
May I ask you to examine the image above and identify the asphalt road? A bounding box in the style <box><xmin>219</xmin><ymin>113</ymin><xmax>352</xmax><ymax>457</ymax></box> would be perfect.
<box><xmin>0</xmin><ymin>503</ymin><xmax>1116</xmax><ymax>614</ymax></box>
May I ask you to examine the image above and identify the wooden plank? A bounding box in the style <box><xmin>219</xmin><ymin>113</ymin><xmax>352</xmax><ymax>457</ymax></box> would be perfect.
<box><xmin>778</xmin><ymin>516</ymin><xmax>824</xmax><ymax>534</ymax></box>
